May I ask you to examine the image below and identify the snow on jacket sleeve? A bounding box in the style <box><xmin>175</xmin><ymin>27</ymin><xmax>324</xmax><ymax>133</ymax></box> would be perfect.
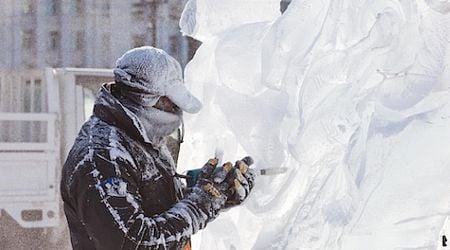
<box><xmin>69</xmin><ymin>147</ymin><xmax>215</xmax><ymax>250</ymax></box>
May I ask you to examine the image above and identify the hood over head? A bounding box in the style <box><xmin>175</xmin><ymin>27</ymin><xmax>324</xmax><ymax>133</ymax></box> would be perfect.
<box><xmin>94</xmin><ymin>83</ymin><xmax>181</xmax><ymax>147</ymax></box>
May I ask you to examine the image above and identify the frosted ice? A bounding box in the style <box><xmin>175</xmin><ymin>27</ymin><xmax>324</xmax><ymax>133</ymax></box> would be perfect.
<box><xmin>180</xmin><ymin>0</ymin><xmax>280</xmax><ymax>40</ymax></box>
<box><xmin>178</xmin><ymin>0</ymin><xmax>450</xmax><ymax>249</ymax></box>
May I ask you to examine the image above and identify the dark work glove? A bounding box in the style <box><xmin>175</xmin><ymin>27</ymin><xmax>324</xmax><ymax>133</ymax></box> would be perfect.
<box><xmin>225</xmin><ymin>158</ymin><xmax>256</xmax><ymax>207</ymax></box>
<box><xmin>186</xmin><ymin>158</ymin><xmax>235</xmax><ymax>221</ymax></box>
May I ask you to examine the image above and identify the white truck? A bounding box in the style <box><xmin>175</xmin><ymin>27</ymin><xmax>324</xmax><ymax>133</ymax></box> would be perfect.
<box><xmin>0</xmin><ymin>68</ymin><xmax>113</xmax><ymax>229</ymax></box>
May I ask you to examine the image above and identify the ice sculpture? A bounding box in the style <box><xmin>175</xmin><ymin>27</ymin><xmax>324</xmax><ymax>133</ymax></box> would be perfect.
<box><xmin>178</xmin><ymin>0</ymin><xmax>450</xmax><ymax>249</ymax></box>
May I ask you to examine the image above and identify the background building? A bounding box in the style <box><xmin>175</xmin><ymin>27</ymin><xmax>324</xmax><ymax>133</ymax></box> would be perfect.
<box><xmin>0</xmin><ymin>0</ymin><xmax>200</xmax><ymax>70</ymax></box>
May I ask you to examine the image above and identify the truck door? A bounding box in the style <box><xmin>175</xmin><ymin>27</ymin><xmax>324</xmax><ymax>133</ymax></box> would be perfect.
<box><xmin>0</xmin><ymin>70</ymin><xmax>59</xmax><ymax>228</ymax></box>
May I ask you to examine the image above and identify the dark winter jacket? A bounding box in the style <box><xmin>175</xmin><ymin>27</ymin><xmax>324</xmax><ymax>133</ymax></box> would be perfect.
<box><xmin>61</xmin><ymin>84</ymin><xmax>209</xmax><ymax>250</ymax></box>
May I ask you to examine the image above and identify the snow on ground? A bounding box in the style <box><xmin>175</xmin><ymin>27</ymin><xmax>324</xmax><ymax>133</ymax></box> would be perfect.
<box><xmin>178</xmin><ymin>0</ymin><xmax>450</xmax><ymax>249</ymax></box>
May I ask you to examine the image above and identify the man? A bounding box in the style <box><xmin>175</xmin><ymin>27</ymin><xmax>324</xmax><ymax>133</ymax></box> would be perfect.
<box><xmin>60</xmin><ymin>46</ymin><xmax>255</xmax><ymax>250</ymax></box>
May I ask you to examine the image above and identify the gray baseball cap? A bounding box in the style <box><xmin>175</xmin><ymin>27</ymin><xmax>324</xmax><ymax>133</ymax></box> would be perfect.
<box><xmin>113</xmin><ymin>46</ymin><xmax>202</xmax><ymax>113</ymax></box>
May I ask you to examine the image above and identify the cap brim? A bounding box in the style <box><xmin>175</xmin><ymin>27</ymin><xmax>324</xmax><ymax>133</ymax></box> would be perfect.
<box><xmin>165</xmin><ymin>82</ymin><xmax>202</xmax><ymax>114</ymax></box>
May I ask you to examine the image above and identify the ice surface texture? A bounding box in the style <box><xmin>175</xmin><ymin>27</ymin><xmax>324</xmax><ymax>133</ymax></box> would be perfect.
<box><xmin>178</xmin><ymin>0</ymin><xmax>450</xmax><ymax>249</ymax></box>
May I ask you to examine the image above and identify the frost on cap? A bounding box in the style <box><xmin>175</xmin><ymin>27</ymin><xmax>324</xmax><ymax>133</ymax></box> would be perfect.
<box><xmin>114</xmin><ymin>46</ymin><xmax>202</xmax><ymax>113</ymax></box>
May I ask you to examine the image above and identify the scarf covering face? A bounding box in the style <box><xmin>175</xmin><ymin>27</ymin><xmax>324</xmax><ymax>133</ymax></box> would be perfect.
<box><xmin>123</xmin><ymin>98</ymin><xmax>182</xmax><ymax>146</ymax></box>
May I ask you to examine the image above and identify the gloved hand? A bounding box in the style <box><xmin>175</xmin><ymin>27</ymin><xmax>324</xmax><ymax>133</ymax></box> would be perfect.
<box><xmin>184</xmin><ymin>156</ymin><xmax>255</xmax><ymax>223</ymax></box>
<box><xmin>225</xmin><ymin>158</ymin><xmax>256</xmax><ymax>207</ymax></box>
<box><xmin>187</xmin><ymin>158</ymin><xmax>235</xmax><ymax>220</ymax></box>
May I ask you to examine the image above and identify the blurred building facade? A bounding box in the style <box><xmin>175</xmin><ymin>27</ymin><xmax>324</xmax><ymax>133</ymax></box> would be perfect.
<box><xmin>0</xmin><ymin>0</ymin><xmax>200</xmax><ymax>70</ymax></box>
